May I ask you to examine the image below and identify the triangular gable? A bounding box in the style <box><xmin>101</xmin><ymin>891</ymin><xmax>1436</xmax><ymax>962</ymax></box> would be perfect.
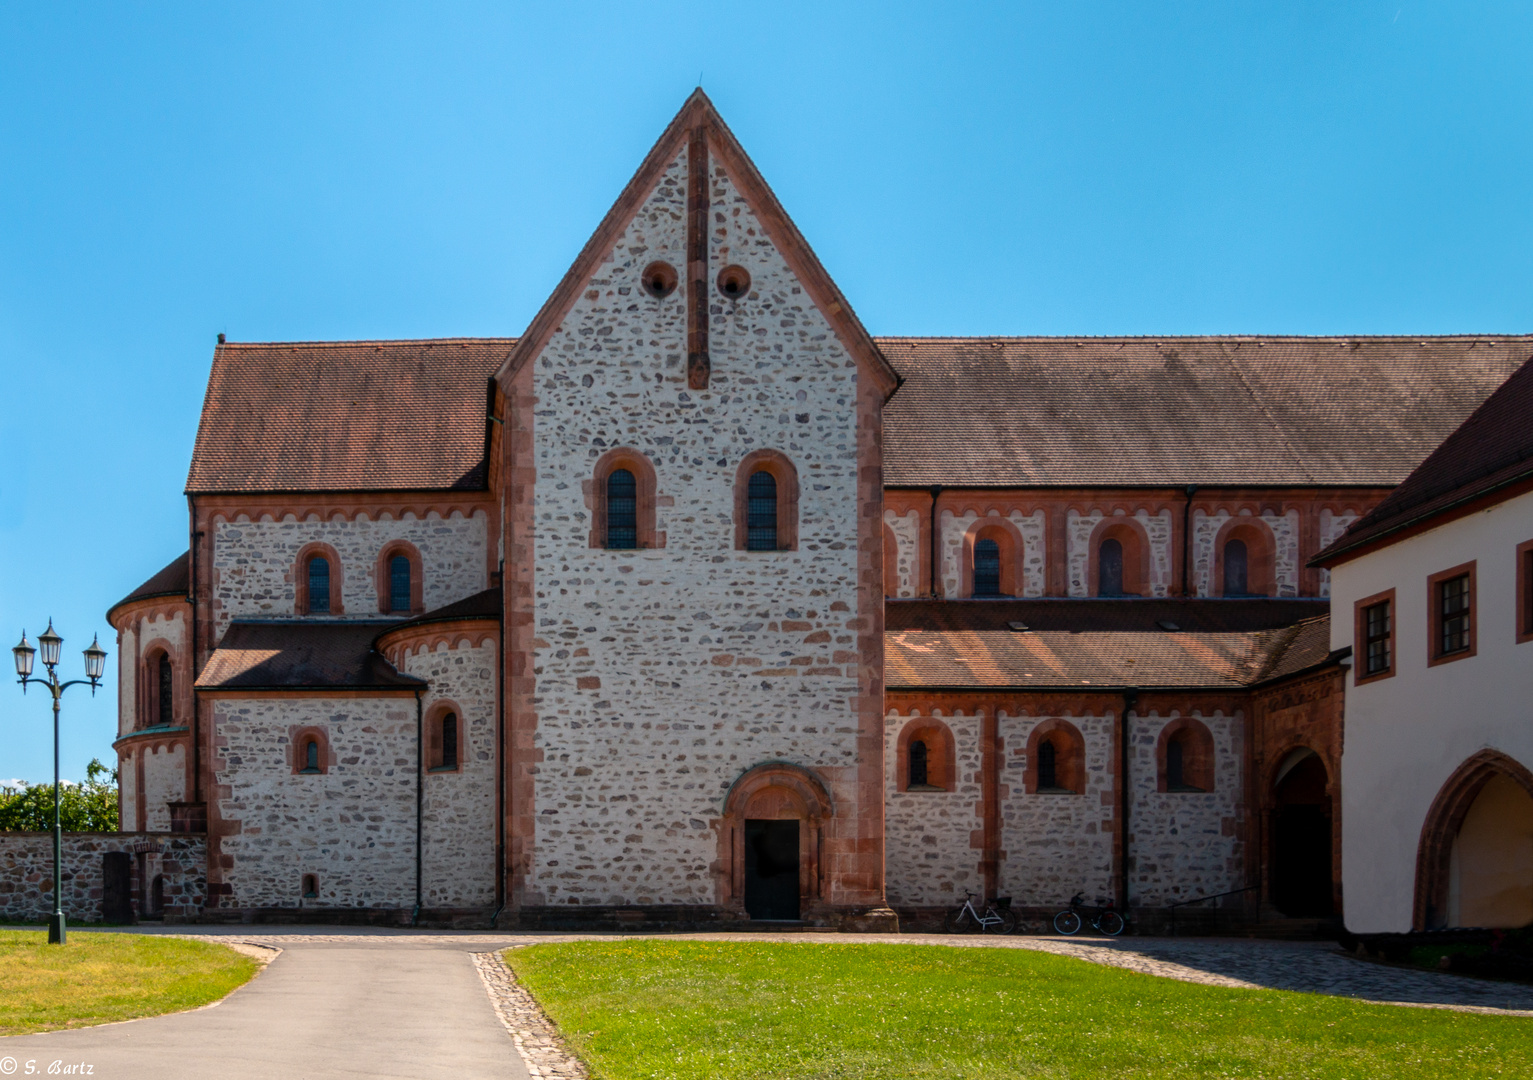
<box><xmin>496</xmin><ymin>89</ymin><xmax>900</xmax><ymax>398</ymax></box>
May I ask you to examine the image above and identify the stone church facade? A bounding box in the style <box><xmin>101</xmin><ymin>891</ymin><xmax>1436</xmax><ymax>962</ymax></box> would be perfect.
<box><xmin>107</xmin><ymin>92</ymin><xmax>1532</xmax><ymax>929</ymax></box>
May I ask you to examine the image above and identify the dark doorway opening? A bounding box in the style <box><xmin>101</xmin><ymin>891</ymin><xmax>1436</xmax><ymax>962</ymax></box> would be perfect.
<box><xmin>102</xmin><ymin>851</ymin><xmax>132</xmax><ymax>923</ymax></box>
<box><xmin>1272</xmin><ymin>753</ymin><xmax>1333</xmax><ymax>917</ymax></box>
<box><xmin>744</xmin><ymin>819</ymin><xmax>800</xmax><ymax>920</ymax></box>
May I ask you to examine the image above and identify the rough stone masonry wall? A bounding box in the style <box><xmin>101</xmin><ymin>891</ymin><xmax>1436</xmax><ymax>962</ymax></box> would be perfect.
<box><xmin>402</xmin><ymin>640</ymin><xmax>499</xmax><ymax>910</ymax></box>
<box><xmin>999</xmin><ymin>711</ymin><xmax>1116</xmax><ymax>909</ymax></box>
<box><xmin>212</xmin><ymin>697</ymin><xmax>418</xmax><ymax>910</ymax></box>
<box><xmin>1067</xmin><ymin>509</ymin><xmax>1173</xmax><ymax>596</ymax></box>
<box><xmin>0</xmin><ymin>832</ymin><xmax>205</xmax><ymax>922</ymax></box>
<box><xmin>1191</xmin><ymin>509</ymin><xmax>1301</xmax><ymax>597</ymax></box>
<box><xmin>1128</xmin><ymin>710</ymin><xmax>1245</xmax><ymax>907</ymax></box>
<box><xmin>940</xmin><ymin>510</ymin><xmax>1046</xmax><ymax>597</ymax></box>
<box><xmin>526</xmin><ymin>149</ymin><xmax>869</xmax><ymax>907</ymax></box>
<box><xmin>209</xmin><ymin>512</ymin><xmax>489</xmax><ymax>638</ymax></box>
<box><xmin>884</xmin><ymin>509</ymin><xmax>920</xmax><ymax>598</ymax></box>
<box><xmin>1316</xmin><ymin>509</ymin><xmax>1360</xmax><ymax>598</ymax></box>
<box><xmin>883</xmin><ymin>709</ymin><xmax>982</xmax><ymax>907</ymax></box>
<box><xmin>140</xmin><ymin>742</ymin><xmax>188</xmax><ymax>831</ymax></box>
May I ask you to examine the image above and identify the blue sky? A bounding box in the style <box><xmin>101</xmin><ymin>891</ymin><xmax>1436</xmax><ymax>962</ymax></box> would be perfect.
<box><xmin>1</xmin><ymin>2</ymin><xmax>1530</xmax><ymax>783</ymax></box>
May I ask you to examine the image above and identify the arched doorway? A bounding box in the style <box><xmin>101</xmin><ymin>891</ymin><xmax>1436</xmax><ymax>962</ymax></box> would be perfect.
<box><xmin>720</xmin><ymin>763</ymin><xmax>832</xmax><ymax>922</ymax></box>
<box><xmin>1270</xmin><ymin>749</ymin><xmax>1333</xmax><ymax>917</ymax></box>
<box><xmin>1416</xmin><ymin>751</ymin><xmax>1533</xmax><ymax>929</ymax></box>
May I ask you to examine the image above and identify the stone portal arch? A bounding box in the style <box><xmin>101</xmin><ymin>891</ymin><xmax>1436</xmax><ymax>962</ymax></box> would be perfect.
<box><xmin>1415</xmin><ymin>749</ymin><xmax>1533</xmax><ymax>930</ymax></box>
<box><xmin>718</xmin><ymin>763</ymin><xmax>832</xmax><ymax>920</ymax></box>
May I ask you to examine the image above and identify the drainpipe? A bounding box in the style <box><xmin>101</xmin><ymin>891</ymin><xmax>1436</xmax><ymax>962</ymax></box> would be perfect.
<box><xmin>1120</xmin><ymin>688</ymin><xmax>1138</xmax><ymax>916</ymax></box>
<box><xmin>490</xmin><ymin>559</ymin><xmax>507</xmax><ymax>929</ymax></box>
<box><xmin>187</xmin><ymin>504</ymin><xmax>202</xmax><ymax>806</ymax></box>
<box><xmin>413</xmin><ymin>688</ymin><xmax>423</xmax><ymax>927</ymax></box>
<box><xmin>1181</xmin><ymin>486</ymin><xmax>1197</xmax><ymax>598</ymax></box>
<box><xmin>928</xmin><ymin>485</ymin><xmax>943</xmax><ymax>599</ymax></box>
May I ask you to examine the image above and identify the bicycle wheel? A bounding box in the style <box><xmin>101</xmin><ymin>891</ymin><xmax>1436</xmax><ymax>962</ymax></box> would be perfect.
<box><xmin>986</xmin><ymin>908</ymin><xmax>1019</xmax><ymax>935</ymax></box>
<box><xmin>1095</xmin><ymin>911</ymin><xmax>1125</xmax><ymax>937</ymax></box>
<box><xmin>945</xmin><ymin>907</ymin><xmax>977</xmax><ymax>934</ymax></box>
<box><xmin>1053</xmin><ymin>910</ymin><xmax>1082</xmax><ymax>935</ymax></box>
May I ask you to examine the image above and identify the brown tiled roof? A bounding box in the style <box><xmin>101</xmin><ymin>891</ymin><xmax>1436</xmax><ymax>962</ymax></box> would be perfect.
<box><xmin>885</xmin><ymin>600</ymin><xmax>1336</xmax><ymax>690</ymax></box>
<box><xmin>877</xmin><ymin>336</ymin><xmax>1530</xmax><ymax>487</ymax></box>
<box><xmin>107</xmin><ymin>552</ymin><xmax>190</xmax><ymax>622</ymax></box>
<box><xmin>373</xmin><ymin>588</ymin><xmax>500</xmax><ymax>650</ymax></box>
<box><xmin>1315</xmin><ymin>356</ymin><xmax>1533</xmax><ymax>562</ymax></box>
<box><xmin>195</xmin><ymin>620</ymin><xmax>424</xmax><ymax>691</ymax></box>
<box><xmin>186</xmin><ymin>339</ymin><xmax>513</xmax><ymax>494</ymax></box>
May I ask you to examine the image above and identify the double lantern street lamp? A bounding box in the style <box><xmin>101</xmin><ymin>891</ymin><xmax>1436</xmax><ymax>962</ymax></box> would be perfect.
<box><xmin>12</xmin><ymin>620</ymin><xmax>107</xmax><ymax>944</ymax></box>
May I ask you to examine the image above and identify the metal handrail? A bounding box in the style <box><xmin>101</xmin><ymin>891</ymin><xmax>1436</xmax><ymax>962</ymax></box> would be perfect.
<box><xmin>1168</xmin><ymin>885</ymin><xmax>1259</xmax><ymax>936</ymax></box>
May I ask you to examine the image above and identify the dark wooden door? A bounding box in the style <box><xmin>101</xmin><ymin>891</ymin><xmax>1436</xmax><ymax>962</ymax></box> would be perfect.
<box><xmin>1272</xmin><ymin>755</ymin><xmax>1333</xmax><ymax>917</ymax></box>
<box><xmin>102</xmin><ymin>851</ymin><xmax>133</xmax><ymax>923</ymax></box>
<box><xmin>744</xmin><ymin>819</ymin><xmax>800</xmax><ymax>920</ymax></box>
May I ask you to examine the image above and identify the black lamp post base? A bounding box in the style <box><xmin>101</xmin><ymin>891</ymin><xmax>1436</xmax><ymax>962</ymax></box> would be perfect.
<box><xmin>47</xmin><ymin>913</ymin><xmax>66</xmax><ymax>945</ymax></box>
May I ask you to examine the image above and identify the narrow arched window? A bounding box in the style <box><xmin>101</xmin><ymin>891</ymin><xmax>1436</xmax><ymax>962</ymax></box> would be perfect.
<box><xmin>606</xmin><ymin>469</ymin><xmax>638</xmax><ymax>550</ymax></box>
<box><xmin>1167</xmin><ymin>737</ymin><xmax>1185</xmax><ymax>790</ymax></box>
<box><xmin>150</xmin><ymin>874</ymin><xmax>164</xmax><ymax>915</ymax></box>
<box><xmin>1038</xmin><ymin>739</ymin><xmax>1058</xmax><ymax>790</ymax></box>
<box><xmin>157</xmin><ymin>653</ymin><xmax>173</xmax><ymax>726</ymax></box>
<box><xmin>302</xmin><ymin>874</ymin><xmax>318</xmax><ymax>899</ymax></box>
<box><xmin>973</xmin><ymin>538</ymin><xmax>1001</xmax><ymax>597</ymax></box>
<box><xmin>909</xmin><ymin>740</ymin><xmax>929</xmax><ymax>788</ymax></box>
<box><xmin>307</xmin><ymin>557</ymin><xmax>331</xmax><ymax>614</ymax></box>
<box><xmin>1099</xmin><ymin>538</ymin><xmax>1124</xmax><ymax>596</ymax></box>
<box><xmin>747</xmin><ymin>471</ymin><xmax>778</xmax><ymax>552</ymax></box>
<box><xmin>441</xmin><ymin>712</ymin><xmax>458</xmax><ymax>770</ymax></box>
<box><xmin>302</xmin><ymin>739</ymin><xmax>320</xmax><ymax>774</ymax></box>
<box><xmin>389</xmin><ymin>555</ymin><xmax>411</xmax><ymax>613</ymax></box>
<box><xmin>1223</xmin><ymin>539</ymin><xmax>1248</xmax><ymax>596</ymax></box>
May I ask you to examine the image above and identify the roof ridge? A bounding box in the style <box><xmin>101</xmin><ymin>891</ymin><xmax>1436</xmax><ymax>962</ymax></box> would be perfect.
<box><xmin>873</xmin><ymin>334</ymin><xmax>1533</xmax><ymax>343</ymax></box>
<box><xmin>217</xmin><ymin>337</ymin><xmax>519</xmax><ymax>349</ymax></box>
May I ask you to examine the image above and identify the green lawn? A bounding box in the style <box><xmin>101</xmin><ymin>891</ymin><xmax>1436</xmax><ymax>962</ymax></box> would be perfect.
<box><xmin>0</xmin><ymin>930</ymin><xmax>259</xmax><ymax>1036</ymax></box>
<box><xmin>506</xmin><ymin>940</ymin><xmax>1532</xmax><ymax>1080</ymax></box>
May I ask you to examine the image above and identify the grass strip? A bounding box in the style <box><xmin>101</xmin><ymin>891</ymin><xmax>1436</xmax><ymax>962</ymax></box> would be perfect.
<box><xmin>506</xmin><ymin>939</ymin><xmax>1533</xmax><ymax>1079</ymax></box>
<box><xmin>0</xmin><ymin>930</ymin><xmax>259</xmax><ymax>1036</ymax></box>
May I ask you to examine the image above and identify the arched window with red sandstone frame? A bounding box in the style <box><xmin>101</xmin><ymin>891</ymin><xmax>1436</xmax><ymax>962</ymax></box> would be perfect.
<box><xmin>1157</xmin><ymin>718</ymin><xmax>1215</xmax><ymax>793</ymax></box>
<box><xmin>141</xmin><ymin>645</ymin><xmax>174</xmax><ymax>730</ymax></box>
<box><xmin>587</xmin><ymin>448</ymin><xmax>661</xmax><ymax>550</ymax></box>
<box><xmin>1088</xmin><ymin>518</ymin><xmax>1150</xmax><ymax>597</ymax></box>
<box><xmin>883</xmin><ymin>523</ymin><xmax>899</xmax><ymax>597</ymax></box>
<box><xmin>896</xmin><ymin>718</ymin><xmax>956</xmax><ymax>792</ymax></box>
<box><xmin>734</xmin><ymin>450</ymin><xmax>798</xmax><ymax>552</ymax></box>
<box><xmin>425</xmin><ymin>701</ymin><xmax>463</xmax><ymax>773</ymax></box>
<box><xmin>1212</xmin><ymin>518</ymin><xmax>1276</xmax><ymax>597</ymax></box>
<box><xmin>962</xmin><ymin>519</ymin><xmax>1023</xmax><ymax>598</ymax></box>
<box><xmin>376</xmin><ymin>540</ymin><xmax>424</xmax><ymax>615</ymax></box>
<box><xmin>1024</xmin><ymin>719</ymin><xmax>1085</xmax><ymax>794</ymax></box>
<box><xmin>294</xmin><ymin>542</ymin><xmax>344</xmax><ymax>616</ymax></box>
<box><xmin>291</xmin><ymin>727</ymin><xmax>332</xmax><ymax>776</ymax></box>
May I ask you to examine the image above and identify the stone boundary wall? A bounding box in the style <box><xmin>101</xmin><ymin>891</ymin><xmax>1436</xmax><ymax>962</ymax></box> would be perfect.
<box><xmin>0</xmin><ymin>832</ymin><xmax>206</xmax><ymax>923</ymax></box>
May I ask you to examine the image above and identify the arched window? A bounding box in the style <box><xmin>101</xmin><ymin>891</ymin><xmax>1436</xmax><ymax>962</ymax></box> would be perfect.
<box><xmin>302</xmin><ymin>874</ymin><xmax>318</xmax><ymax>900</ymax></box>
<box><xmin>1099</xmin><ymin>538</ymin><xmax>1124</xmax><ymax>596</ymax></box>
<box><xmin>606</xmin><ymin>469</ymin><xmax>638</xmax><ymax>549</ymax></box>
<box><xmin>1168</xmin><ymin>738</ymin><xmax>1186</xmax><ymax>788</ymax></box>
<box><xmin>149</xmin><ymin>874</ymin><xmax>164</xmax><ymax>916</ymax></box>
<box><xmin>427</xmin><ymin>704</ymin><xmax>463</xmax><ymax>773</ymax></box>
<box><xmin>302</xmin><ymin>738</ymin><xmax>320</xmax><ymax>774</ymax></box>
<box><xmin>747</xmin><ymin>471</ymin><xmax>778</xmax><ymax>551</ymax></box>
<box><xmin>290</xmin><ymin>726</ymin><xmax>330</xmax><ymax>775</ymax></box>
<box><xmin>389</xmin><ymin>555</ymin><xmax>412</xmax><ymax>613</ymax></box>
<box><xmin>1038</xmin><ymin>739</ymin><xmax>1058</xmax><ymax>790</ymax></box>
<box><xmin>157</xmin><ymin>654</ymin><xmax>173</xmax><ymax>726</ymax></box>
<box><xmin>973</xmin><ymin>538</ymin><xmax>1001</xmax><ymax>597</ymax></box>
<box><xmin>1157</xmin><ymin>719</ymin><xmax>1215</xmax><ymax>793</ymax></box>
<box><xmin>909</xmin><ymin>740</ymin><xmax>929</xmax><ymax>788</ymax></box>
<box><xmin>307</xmin><ymin>557</ymin><xmax>331</xmax><ymax>614</ymax></box>
<box><xmin>1223</xmin><ymin>539</ymin><xmax>1249</xmax><ymax>596</ymax></box>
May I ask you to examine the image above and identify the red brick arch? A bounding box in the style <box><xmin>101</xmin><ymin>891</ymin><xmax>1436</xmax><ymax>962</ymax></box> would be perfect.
<box><xmin>1088</xmin><ymin>517</ymin><xmax>1150</xmax><ymax>597</ymax></box>
<box><xmin>1414</xmin><ymin>749</ymin><xmax>1533</xmax><ymax>930</ymax></box>
<box><xmin>1212</xmin><ymin>517</ymin><xmax>1276</xmax><ymax>597</ymax></box>
<box><xmin>961</xmin><ymin>517</ymin><xmax>1024</xmax><ymax>598</ymax></box>
<box><xmin>896</xmin><ymin>718</ymin><xmax>956</xmax><ymax>792</ymax></box>
<box><xmin>1025</xmin><ymin>719</ymin><xmax>1086</xmax><ymax>794</ymax></box>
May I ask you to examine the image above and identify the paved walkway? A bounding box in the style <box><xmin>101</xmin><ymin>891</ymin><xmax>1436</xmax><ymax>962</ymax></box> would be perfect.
<box><xmin>5</xmin><ymin>926</ymin><xmax>1532</xmax><ymax>1079</ymax></box>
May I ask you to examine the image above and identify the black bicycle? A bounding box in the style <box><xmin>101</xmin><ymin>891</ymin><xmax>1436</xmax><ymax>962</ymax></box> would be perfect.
<box><xmin>945</xmin><ymin>892</ymin><xmax>1018</xmax><ymax>935</ymax></box>
<box><xmin>1052</xmin><ymin>892</ymin><xmax>1125</xmax><ymax>936</ymax></box>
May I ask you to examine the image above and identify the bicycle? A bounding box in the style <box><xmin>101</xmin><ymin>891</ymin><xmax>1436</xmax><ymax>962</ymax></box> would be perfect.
<box><xmin>945</xmin><ymin>892</ymin><xmax>1018</xmax><ymax>935</ymax></box>
<box><xmin>1052</xmin><ymin>892</ymin><xmax>1125</xmax><ymax>936</ymax></box>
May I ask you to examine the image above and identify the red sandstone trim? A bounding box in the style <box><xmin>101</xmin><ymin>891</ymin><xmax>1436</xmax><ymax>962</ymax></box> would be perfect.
<box><xmin>1087</xmin><ymin>516</ymin><xmax>1150</xmax><ymax>597</ymax></box>
<box><xmin>503</xmin><ymin>363</ymin><xmax>539</xmax><ymax>914</ymax></box>
<box><xmin>882</xmin><ymin>523</ymin><xmax>899</xmax><ymax>597</ymax></box>
<box><xmin>293</xmin><ymin>541</ymin><xmax>345</xmax><ymax>615</ymax></box>
<box><xmin>375</xmin><ymin>540</ymin><xmax>425</xmax><ymax>615</ymax></box>
<box><xmin>377</xmin><ymin>621</ymin><xmax>499</xmax><ymax>665</ymax></box>
<box><xmin>1426</xmin><ymin>560</ymin><xmax>1477</xmax><ymax>667</ymax></box>
<box><xmin>959</xmin><ymin>517</ymin><xmax>1026</xmax><ymax>598</ymax></box>
<box><xmin>1414</xmin><ymin>750</ymin><xmax>1533</xmax><ymax>930</ymax></box>
<box><xmin>1211</xmin><ymin>517</ymin><xmax>1277</xmax><ymax>597</ymax></box>
<box><xmin>585</xmin><ymin>447</ymin><xmax>663</xmax><ymax>550</ymax></box>
<box><xmin>716</xmin><ymin>762</ymin><xmax>834</xmax><ymax>915</ymax></box>
<box><xmin>1154</xmin><ymin>717</ymin><xmax>1215</xmax><ymax>793</ymax></box>
<box><xmin>733</xmin><ymin>450</ymin><xmax>800</xmax><ymax>552</ymax></box>
<box><xmin>424</xmin><ymin>699</ymin><xmax>464</xmax><ymax>774</ymax></box>
<box><xmin>1023</xmin><ymin>718</ymin><xmax>1086</xmax><ymax>795</ymax></box>
<box><xmin>289</xmin><ymin>726</ymin><xmax>335</xmax><ymax>775</ymax></box>
<box><xmin>894</xmin><ymin>718</ymin><xmax>955</xmax><ymax>792</ymax></box>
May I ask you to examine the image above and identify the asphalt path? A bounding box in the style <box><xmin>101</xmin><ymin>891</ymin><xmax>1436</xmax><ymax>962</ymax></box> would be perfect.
<box><xmin>2</xmin><ymin>935</ymin><xmax>531</xmax><ymax>1080</ymax></box>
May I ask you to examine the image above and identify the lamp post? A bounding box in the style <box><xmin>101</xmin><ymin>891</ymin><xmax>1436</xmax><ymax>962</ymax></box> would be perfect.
<box><xmin>12</xmin><ymin>620</ymin><xmax>107</xmax><ymax>944</ymax></box>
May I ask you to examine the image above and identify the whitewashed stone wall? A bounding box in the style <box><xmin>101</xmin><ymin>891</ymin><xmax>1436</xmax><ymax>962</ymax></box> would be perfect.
<box><xmin>118</xmin><ymin>624</ymin><xmax>136</xmax><ymax>737</ymax></box>
<box><xmin>402</xmin><ymin>641</ymin><xmax>498</xmax><ymax>909</ymax></box>
<box><xmin>526</xmin><ymin>150</ymin><xmax>869</xmax><ymax>907</ymax></box>
<box><xmin>999</xmin><ymin>712</ymin><xmax>1116</xmax><ymax>908</ymax></box>
<box><xmin>213</xmin><ymin>697</ymin><xmax>419</xmax><ymax>909</ymax></box>
<box><xmin>116</xmin><ymin>609</ymin><xmax>189</xmax><ymax>736</ymax></box>
<box><xmin>1317</xmin><ymin>509</ymin><xmax>1360</xmax><ymax>598</ymax></box>
<box><xmin>119</xmin><ymin>756</ymin><xmax>137</xmax><ymax>831</ymax></box>
<box><xmin>940</xmin><ymin>510</ymin><xmax>1046</xmax><ymax>597</ymax></box>
<box><xmin>1067</xmin><ymin>509</ymin><xmax>1174</xmax><ymax>597</ymax></box>
<box><xmin>141</xmin><ymin>743</ymin><xmax>187</xmax><ymax>831</ymax></box>
<box><xmin>884</xmin><ymin>509</ymin><xmax>920</xmax><ymax>598</ymax></box>
<box><xmin>209</xmin><ymin>511</ymin><xmax>490</xmax><ymax>638</ymax></box>
<box><xmin>884</xmin><ymin>710</ymin><xmax>982</xmax><ymax>907</ymax></box>
<box><xmin>1128</xmin><ymin>710</ymin><xmax>1244</xmax><ymax>906</ymax></box>
<box><xmin>1191</xmin><ymin>509</ymin><xmax>1301</xmax><ymax>597</ymax></box>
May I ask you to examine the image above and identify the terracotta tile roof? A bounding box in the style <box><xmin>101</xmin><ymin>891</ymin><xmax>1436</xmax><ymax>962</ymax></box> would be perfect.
<box><xmin>195</xmin><ymin>620</ymin><xmax>424</xmax><ymax>691</ymax></box>
<box><xmin>877</xmin><ymin>336</ymin><xmax>1530</xmax><ymax>487</ymax></box>
<box><xmin>108</xmin><ymin>552</ymin><xmax>189</xmax><ymax>621</ymax></box>
<box><xmin>186</xmin><ymin>339</ymin><xmax>514</xmax><ymax>494</ymax></box>
<box><xmin>885</xmin><ymin>600</ymin><xmax>1335</xmax><ymax>690</ymax></box>
<box><xmin>1315</xmin><ymin>356</ymin><xmax>1533</xmax><ymax>562</ymax></box>
<box><xmin>373</xmin><ymin>587</ymin><xmax>501</xmax><ymax>650</ymax></box>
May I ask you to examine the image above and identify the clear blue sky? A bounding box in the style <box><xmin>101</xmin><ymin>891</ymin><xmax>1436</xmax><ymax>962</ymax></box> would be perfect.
<box><xmin>2</xmin><ymin>2</ymin><xmax>1530</xmax><ymax>783</ymax></box>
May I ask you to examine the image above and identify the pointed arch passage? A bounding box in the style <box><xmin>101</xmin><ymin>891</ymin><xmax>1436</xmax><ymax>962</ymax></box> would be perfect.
<box><xmin>733</xmin><ymin>450</ymin><xmax>798</xmax><ymax>552</ymax></box>
<box><xmin>1415</xmin><ymin>750</ymin><xmax>1533</xmax><ymax>930</ymax></box>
